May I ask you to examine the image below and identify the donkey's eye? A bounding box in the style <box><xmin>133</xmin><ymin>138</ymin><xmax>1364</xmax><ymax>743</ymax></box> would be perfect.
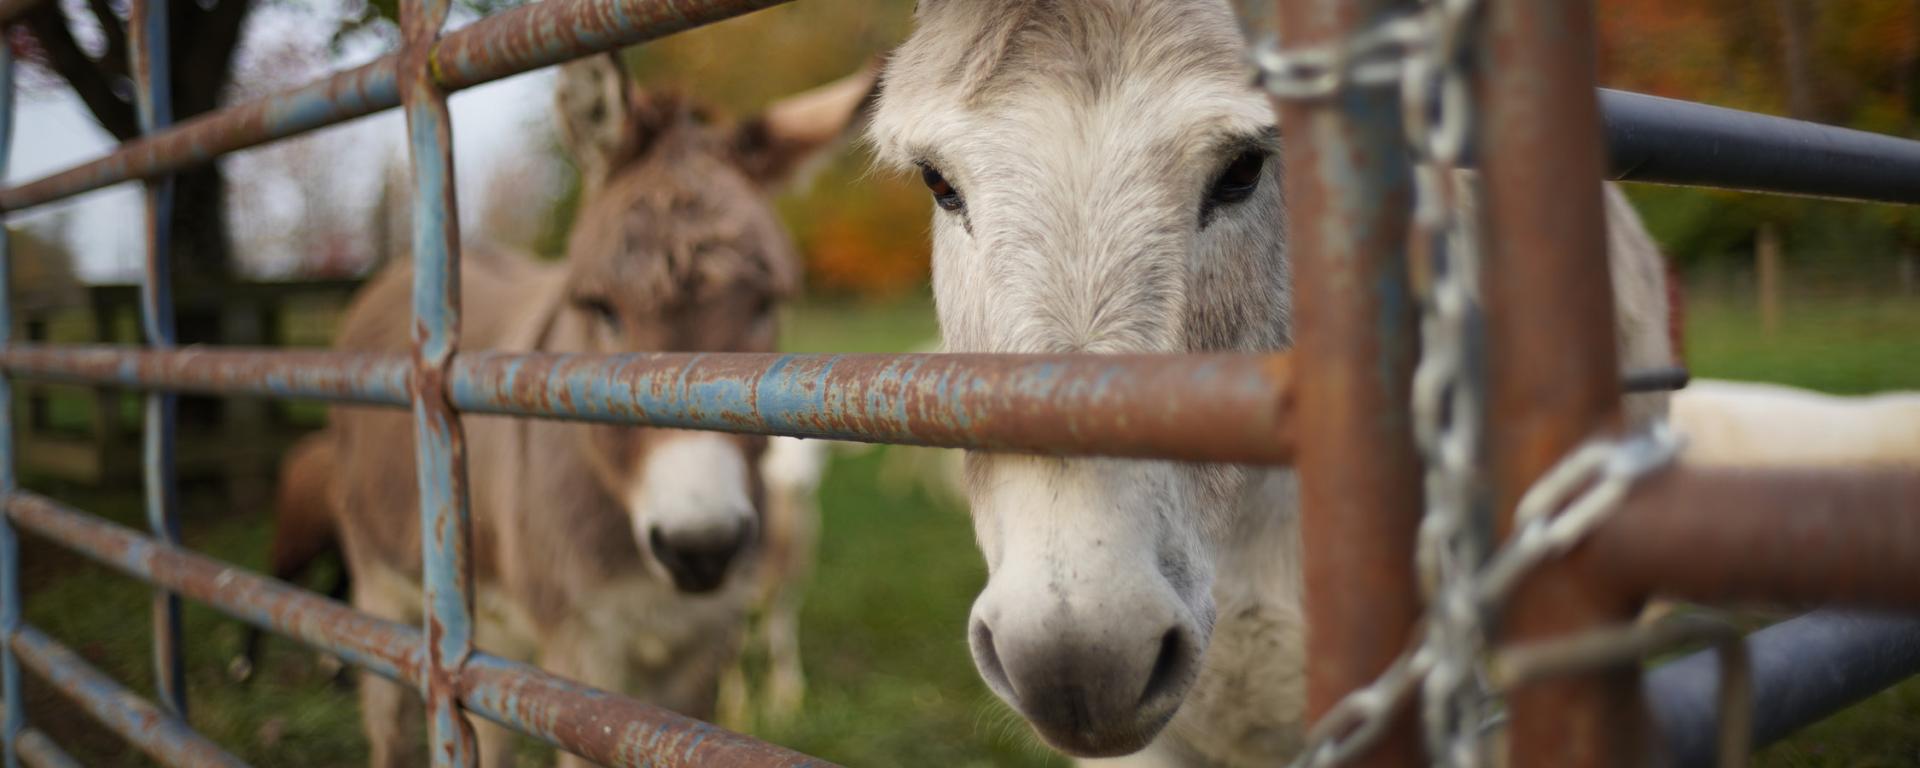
<box><xmin>575</xmin><ymin>296</ymin><xmax>618</xmax><ymax>328</ymax></box>
<box><xmin>919</xmin><ymin>163</ymin><xmax>966</xmax><ymax>212</ymax></box>
<box><xmin>1203</xmin><ymin>149</ymin><xmax>1268</xmax><ymax>220</ymax></box>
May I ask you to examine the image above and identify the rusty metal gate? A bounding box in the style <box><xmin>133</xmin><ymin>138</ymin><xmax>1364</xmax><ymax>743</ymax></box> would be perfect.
<box><xmin>0</xmin><ymin>0</ymin><xmax>1915</xmax><ymax>765</ymax></box>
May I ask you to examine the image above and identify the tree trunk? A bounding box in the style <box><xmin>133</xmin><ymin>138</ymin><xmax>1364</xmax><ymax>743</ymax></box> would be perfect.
<box><xmin>1773</xmin><ymin>0</ymin><xmax>1826</xmax><ymax>122</ymax></box>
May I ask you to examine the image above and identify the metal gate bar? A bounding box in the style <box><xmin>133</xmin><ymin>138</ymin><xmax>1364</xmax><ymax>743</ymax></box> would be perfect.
<box><xmin>1649</xmin><ymin>610</ymin><xmax>1920</xmax><ymax>767</ymax></box>
<box><xmin>6</xmin><ymin>492</ymin><xmax>838</xmax><ymax>767</ymax></box>
<box><xmin>0</xmin><ymin>33</ymin><xmax>21</xmax><ymax>768</ymax></box>
<box><xmin>0</xmin><ymin>0</ymin><xmax>792</xmax><ymax>212</ymax></box>
<box><xmin>129</xmin><ymin>0</ymin><xmax>186</xmax><ymax>720</ymax></box>
<box><xmin>12</xmin><ymin>729</ymin><xmax>78</xmax><ymax>768</ymax></box>
<box><xmin>11</xmin><ymin>624</ymin><xmax>245</xmax><ymax>768</ymax></box>
<box><xmin>0</xmin><ymin>346</ymin><xmax>1299</xmax><ymax>463</ymax></box>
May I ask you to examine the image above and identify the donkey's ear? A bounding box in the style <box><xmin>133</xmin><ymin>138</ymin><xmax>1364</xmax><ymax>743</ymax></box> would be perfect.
<box><xmin>731</xmin><ymin>58</ymin><xmax>883</xmax><ymax>191</ymax></box>
<box><xmin>554</xmin><ymin>52</ymin><xmax>633</xmax><ymax>193</ymax></box>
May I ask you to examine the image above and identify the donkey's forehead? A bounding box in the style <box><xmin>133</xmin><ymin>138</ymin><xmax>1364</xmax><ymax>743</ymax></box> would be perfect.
<box><xmin>872</xmin><ymin>0</ymin><xmax>1263</xmax><ymax>169</ymax></box>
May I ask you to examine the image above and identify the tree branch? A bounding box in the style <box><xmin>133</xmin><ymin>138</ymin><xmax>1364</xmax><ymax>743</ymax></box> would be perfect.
<box><xmin>21</xmin><ymin>4</ymin><xmax>139</xmax><ymax>141</ymax></box>
<box><xmin>171</xmin><ymin>0</ymin><xmax>250</xmax><ymax>118</ymax></box>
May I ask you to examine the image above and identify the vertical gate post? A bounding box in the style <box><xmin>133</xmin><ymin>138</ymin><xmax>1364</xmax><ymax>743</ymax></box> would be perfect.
<box><xmin>400</xmin><ymin>0</ymin><xmax>477</xmax><ymax>761</ymax></box>
<box><xmin>1477</xmin><ymin>0</ymin><xmax>1641</xmax><ymax>765</ymax></box>
<box><xmin>0</xmin><ymin>34</ymin><xmax>20</xmax><ymax>768</ymax></box>
<box><xmin>129</xmin><ymin>0</ymin><xmax>187</xmax><ymax>718</ymax></box>
<box><xmin>1266</xmin><ymin>0</ymin><xmax>1427</xmax><ymax>765</ymax></box>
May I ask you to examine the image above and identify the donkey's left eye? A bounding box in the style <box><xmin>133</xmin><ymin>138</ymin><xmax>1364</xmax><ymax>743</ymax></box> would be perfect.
<box><xmin>1206</xmin><ymin>149</ymin><xmax>1267</xmax><ymax>212</ymax></box>
<box><xmin>576</xmin><ymin>297</ymin><xmax>619</xmax><ymax>328</ymax></box>
<box><xmin>919</xmin><ymin>163</ymin><xmax>966</xmax><ymax>212</ymax></box>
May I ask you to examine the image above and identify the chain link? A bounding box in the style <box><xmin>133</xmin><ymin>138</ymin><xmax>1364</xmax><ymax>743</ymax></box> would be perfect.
<box><xmin>1258</xmin><ymin>3</ymin><xmax>1685</xmax><ymax>765</ymax></box>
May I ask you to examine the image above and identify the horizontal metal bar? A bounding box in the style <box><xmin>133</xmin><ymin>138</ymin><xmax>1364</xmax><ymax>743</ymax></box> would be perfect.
<box><xmin>0</xmin><ymin>345</ymin><xmax>411</xmax><ymax>405</ymax></box>
<box><xmin>1600</xmin><ymin>89</ymin><xmax>1920</xmax><ymax>204</ymax></box>
<box><xmin>1647</xmin><ymin>610</ymin><xmax>1920</xmax><ymax>767</ymax></box>
<box><xmin>0</xmin><ymin>346</ymin><xmax>1299</xmax><ymax>463</ymax></box>
<box><xmin>8</xmin><ymin>493</ymin><xmax>421</xmax><ymax>683</ymax></box>
<box><xmin>5</xmin><ymin>493</ymin><xmax>838</xmax><ymax>767</ymax></box>
<box><xmin>14</xmin><ymin>729</ymin><xmax>81</xmax><ymax>768</ymax></box>
<box><xmin>11</xmin><ymin>624</ymin><xmax>248</xmax><ymax>768</ymax></box>
<box><xmin>0</xmin><ymin>0</ymin><xmax>789</xmax><ymax>212</ymax></box>
<box><xmin>460</xmin><ymin>655</ymin><xmax>834</xmax><ymax>768</ymax></box>
<box><xmin>1590</xmin><ymin>464</ymin><xmax>1920</xmax><ymax>609</ymax></box>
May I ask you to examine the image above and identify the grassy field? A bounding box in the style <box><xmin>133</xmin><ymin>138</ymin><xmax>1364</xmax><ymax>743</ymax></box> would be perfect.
<box><xmin>11</xmin><ymin>274</ymin><xmax>1919</xmax><ymax>766</ymax></box>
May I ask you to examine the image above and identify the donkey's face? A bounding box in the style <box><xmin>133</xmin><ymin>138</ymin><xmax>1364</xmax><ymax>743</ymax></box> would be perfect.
<box><xmin>555</xmin><ymin>55</ymin><xmax>875</xmax><ymax>593</ymax></box>
<box><xmin>871</xmin><ymin>0</ymin><xmax>1288</xmax><ymax>755</ymax></box>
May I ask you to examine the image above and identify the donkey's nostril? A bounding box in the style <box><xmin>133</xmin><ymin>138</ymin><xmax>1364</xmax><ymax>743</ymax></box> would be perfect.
<box><xmin>648</xmin><ymin>523</ymin><xmax>749</xmax><ymax>594</ymax></box>
<box><xmin>1140</xmin><ymin>627</ymin><xmax>1192</xmax><ymax>707</ymax></box>
<box><xmin>970</xmin><ymin>619</ymin><xmax>1013</xmax><ymax>701</ymax></box>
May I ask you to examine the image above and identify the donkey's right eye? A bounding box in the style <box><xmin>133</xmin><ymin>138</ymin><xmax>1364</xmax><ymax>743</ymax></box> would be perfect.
<box><xmin>575</xmin><ymin>297</ymin><xmax>618</xmax><ymax>328</ymax></box>
<box><xmin>919</xmin><ymin>163</ymin><xmax>966</xmax><ymax>212</ymax></box>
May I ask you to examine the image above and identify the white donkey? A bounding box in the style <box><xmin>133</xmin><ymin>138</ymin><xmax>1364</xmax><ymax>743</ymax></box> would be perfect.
<box><xmin>870</xmin><ymin>1</ymin><xmax>1676</xmax><ymax>764</ymax></box>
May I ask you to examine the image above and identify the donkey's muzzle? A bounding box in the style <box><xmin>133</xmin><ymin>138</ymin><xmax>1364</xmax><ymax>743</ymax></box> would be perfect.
<box><xmin>648</xmin><ymin>521</ymin><xmax>752</xmax><ymax>594</ymax></box>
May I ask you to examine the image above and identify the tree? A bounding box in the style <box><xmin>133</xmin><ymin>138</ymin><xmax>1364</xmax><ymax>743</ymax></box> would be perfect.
<box><xmin>18</xmin><ymin>0</ymin><xmax>250</xmax><ymax>291</ymax></box>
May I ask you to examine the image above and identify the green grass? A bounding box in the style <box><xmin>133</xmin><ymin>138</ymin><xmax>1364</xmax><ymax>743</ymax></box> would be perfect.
<box><xmin>10</xmin><ymin>279</ymin><xmax>1918</xmax><ymax>766</ymax></box>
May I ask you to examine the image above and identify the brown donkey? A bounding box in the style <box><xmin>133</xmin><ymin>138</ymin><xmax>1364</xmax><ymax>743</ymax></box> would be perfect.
<box><xmin>276</xmin><ymin>53</ymin><xmax>874</xmax><ymax>767</ymax></box>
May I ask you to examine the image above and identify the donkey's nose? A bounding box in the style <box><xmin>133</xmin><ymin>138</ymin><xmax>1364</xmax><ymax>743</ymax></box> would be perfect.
<box><xmin>647</xmin><ymin>518</ymin><xmax>752</xmax><ymax>594</ymax></box>
<box><xmin>969</xmin><ymin>601</ymin><xmax>1200</xmax><ymax>757</ymax></box>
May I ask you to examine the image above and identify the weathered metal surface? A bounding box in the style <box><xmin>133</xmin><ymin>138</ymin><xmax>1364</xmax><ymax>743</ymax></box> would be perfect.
<box><xmin>8</xmin><ymin>492</ymin><xmax>425</xmax><ymax>683</ymax></box>
<box><xmin>1590</xmin><ymin>465</ymin><xmax>1920</xmax><ymax>608</ymax></box>
<box><xmin>14</xmin><ymin>729</ymin><xmax>81</xmax><ymax>768</ymax></box>
<box><xmin>1648</xmin><ymin>610</ymin><xmax>1920</xmax><ymax>767</ymax></box>
<box><xmin>129</xmin><ymin>0</ymin><xmax>185</xmax><ymax>719</ymax></box>
<box><xmin>0</xmin><ymin>345</ymin><xmax>413</xmax><ymax>405</ymax></box>
<box><xmin>0</xmin><ymin>345</ymin><xmax>1299</xmax><ymax>462</ymax></box>
<box><xmin>451</xmin><ymin>351</ymin><xmax>1297</xmax><ymax>463</ymax></box>
<box><xmin>1479</xmin><ymin>1</ymin><xmax>1642</xmax><ymax>765</ymax></box>
<box><xmin>5</xmin><ymin>492</ymin><xmax>834</xmax><ymax>767</ymax></box>
<box><xmin>432</xmin><ymin>0</ymin><xmax>788</xmax><ymax>91</ymax></box>
<box><xmin>0</xmin><ymin>58</ymin><xmax>397</xmax><ymax>213</ymax></box>
<box><xmin>400</xmin><ymin>0</ymin><xmax>478</xmax><ymax>758</ymax></box>
<box><xmin>1267</xmin><ymin>0</ymin><xmax>1426</xmax><ymax>764</ymax></box>
<box><xmin>0</xmin><ymin>38</ymin><xmax>21</xmax><ymax>768</ymax></box>
<box><xmin>11</xmin><ymin>625</ymin><xmax>248</xmax><ymax>768</ymax></box>
<box><xmin>0</xmin><ymin>0</ymin><xmax>792</xmax><ymax>214</ymax></box>
<box><xmin>460</xmin><ymin>655</ymin><xmax>841</xmax><ymax>768</ymax></box>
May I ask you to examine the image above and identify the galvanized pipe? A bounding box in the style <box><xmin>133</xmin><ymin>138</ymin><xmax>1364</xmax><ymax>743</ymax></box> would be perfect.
<box><xmin>5</xmin><ymin>493</ymin><xmax>840</xmax><ymax>767</ymax></box>
<box><xmin>14</xmin><ymin>729</ymin><xmax>81</xmax><ymax>768</ymax></box>
<box><xmin>0</xmin><ymin>346</ymin><xmax>1299</xmax><ymax>463</ymax></box>
<box><xmin>11</xmin><ymin>625</ymin><xmax>248</xmax><ymax>768</ymax></box>
<box><xmin>0</xmin><ymin>0</ymin><xmax>790</xmax><ymax>213</ymax></box>
<box><xmin>1590</xmin><ymin>465</ymin><xmax>1920</xmax><ymax>609</ymax></box>
<box><xmin>398</xmin><ymin>0</ymin><xmax>478</xmax><ymax>757</ymax></box>
<box><xmin>1267</xmin><ymin>1</ymin><xmax>1426</xmax><ymax>765</ymax></box>
<box><xmin>0</xmin><ymin>36</ymin><xmax>21</xmax><ymax>768</ymax></box>
<box><xmin>1647</xmin><ymin>611</ymin><xmax>1920</xmax><ymax>767</ymax></box>
<box><xmin>129</xmin><ymin>0</ymin><xmax>186</xmax><ymax>719</ymax></box>
<box><xmin>1477</xmin><ymin>0</ymin><xmax>1643</xmax><ymax>765</ymax></box>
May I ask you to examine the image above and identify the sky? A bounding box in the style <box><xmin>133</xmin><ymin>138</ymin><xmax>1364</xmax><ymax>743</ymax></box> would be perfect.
<box><xmin>5</xmin><ymin>3</ymin><xmax>557</xmax><ymax>283</ymax></box>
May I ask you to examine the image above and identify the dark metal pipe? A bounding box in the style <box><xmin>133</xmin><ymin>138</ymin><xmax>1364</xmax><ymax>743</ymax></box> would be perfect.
<box><xmin>1599</xmin><ymin>89</ymin><xmax>1920</xmax><ymax>204</ymax></box>
<box><xmin>11</xmin><ymin>625</ymin><xmax>248</xmax><ymax>768</ymax></box>
<box><xmin>0</xmin><ymin>346</ymin><xmax>1299</xmax><ymax>464</ymax></box>
<box><xmin>0</xmin><ymin>36</ymin><xmax>22</xmax><ymax>768</ymax></box>
<box><xmin>4</xmin><ymin>493</ymin><xmax>838</xmax><ymax>767</ymax></box>
<box><xmin>1647</xmin><ymin>611</ymin><xmax>1920</xmax><ymax>767</ymax></box>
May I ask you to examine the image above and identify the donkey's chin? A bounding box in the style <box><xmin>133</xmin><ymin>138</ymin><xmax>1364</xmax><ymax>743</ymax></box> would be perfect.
<box><xmin>1019</xmin><ymin>692</ymin><xmax>1187</xmax><ymax>759</ymax></box>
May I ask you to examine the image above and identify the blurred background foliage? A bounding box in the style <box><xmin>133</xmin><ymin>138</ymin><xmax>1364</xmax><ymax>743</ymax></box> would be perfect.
<box><xmin>1598</xmin><ymin>0</ymin><xmax>1920</xmax><ymax>269</ymax></box>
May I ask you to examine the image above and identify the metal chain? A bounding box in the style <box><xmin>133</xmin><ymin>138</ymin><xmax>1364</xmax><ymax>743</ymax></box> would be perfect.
<box><xmin>1258</xmin><ymin>2</ymin><xmax>1685</xmax><ymax>765</ymax></box>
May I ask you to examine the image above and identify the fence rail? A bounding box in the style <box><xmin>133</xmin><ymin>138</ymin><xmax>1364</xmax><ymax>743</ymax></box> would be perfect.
<box><xmin>1</xmin><ymin>0</ymin><xmax>1918</xmax><ymax>766</ymax></box>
